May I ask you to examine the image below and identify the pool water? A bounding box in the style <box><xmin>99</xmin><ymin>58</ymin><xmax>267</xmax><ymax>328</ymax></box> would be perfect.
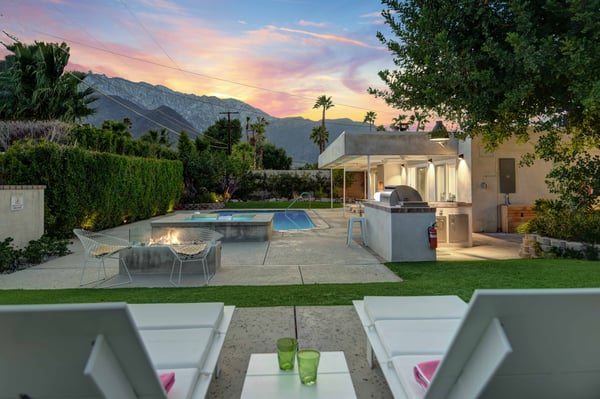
<box><xmin>189</xmin><ymin>214</ymin><xmax>253</xmax><ymax>221</ymax></box>
<box><xmin>217</xmin><ymin>210</ymin><xmax>315</xmax><ymax>230</ymax></box>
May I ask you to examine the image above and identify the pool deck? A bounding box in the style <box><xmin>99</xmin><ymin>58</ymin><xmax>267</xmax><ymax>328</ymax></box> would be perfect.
<box><xmin>0</xmin><ymin>208</ymin><xmax>523</xmax><ymax>398</ymax></box>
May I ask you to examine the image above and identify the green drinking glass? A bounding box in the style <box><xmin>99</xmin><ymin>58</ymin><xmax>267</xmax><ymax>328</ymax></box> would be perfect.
<box><xmin>276</xmin><ymin>337</ymin><xmax>298</xmax><ymax>371</ymax></box>
<box><xmin>297</xmin><ymin>349</ymin><xmax>320</xmax><ymax>385</ymax></box>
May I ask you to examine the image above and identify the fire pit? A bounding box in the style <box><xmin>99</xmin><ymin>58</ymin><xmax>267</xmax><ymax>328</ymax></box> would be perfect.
<box><xmin>119</xmin><ymin>226</ymin><xmax>222</xmax><ymax>278</ymax></box>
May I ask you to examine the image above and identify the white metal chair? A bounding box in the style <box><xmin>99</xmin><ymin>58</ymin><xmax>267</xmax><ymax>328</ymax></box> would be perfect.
<box><xmin>73</xmin><ymin>228</ymin><xmax>133</xmax><ymax>287</ymax></box>
<box><xmin>167</xmin><ymin>228</ymin><xmax>224</xmax><ymax>287</ymax></box>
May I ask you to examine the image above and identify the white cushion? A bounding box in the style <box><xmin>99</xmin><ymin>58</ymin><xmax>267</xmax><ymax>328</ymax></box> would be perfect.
<box><xmin>129</xmin><ymin>303</ymin><xmax>224</xmax><ymax>330</ymax></box>
<box><xmin>140</xmin><ymin>327</ymin><xmax>214</xmax><ymax>369</ymax></box>
<box><xmin>375</xmin><ymin>319</ymin><xmax>460</xmax><ymax>357</ymax></box>
<box><xmin>364</xmin><ymin>296</ymin><xmax>467</xmax><ymax>324</ymax></box>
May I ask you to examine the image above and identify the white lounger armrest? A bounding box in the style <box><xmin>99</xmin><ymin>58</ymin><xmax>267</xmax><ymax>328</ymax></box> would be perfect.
<box><xmin>363</xmin><ymin>296</ymin><xmax>467</xmax><ymax>325</ymax></box>
<box><xmin>128</xmin><ymin>302</ymin><xmax>225</xmax><ymax>330</ymax></box>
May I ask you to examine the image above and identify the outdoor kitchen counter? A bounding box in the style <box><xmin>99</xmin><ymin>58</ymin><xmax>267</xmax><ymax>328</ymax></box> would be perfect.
<box><xmin>429</xmin><ymin>202</ymin><xmax>473</xmax><ymax>247</ymax></box>
<box><xmin>363</xmin><ymin>201</ymin><xmax>436</xmax><ymax>262</ymax></box>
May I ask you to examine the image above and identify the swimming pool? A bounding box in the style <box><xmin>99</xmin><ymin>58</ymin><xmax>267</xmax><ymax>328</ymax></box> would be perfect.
<box><xmin>214</xmin><ymin>210</ymin><xmax>315</xmax><ymax>231</ymax></box>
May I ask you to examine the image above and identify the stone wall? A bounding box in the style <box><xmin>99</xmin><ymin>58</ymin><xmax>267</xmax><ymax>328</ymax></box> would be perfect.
<box><xmin>519</xmin><ymin>233</ymin><xmax>600</xmax><ymax>260</ymax></box>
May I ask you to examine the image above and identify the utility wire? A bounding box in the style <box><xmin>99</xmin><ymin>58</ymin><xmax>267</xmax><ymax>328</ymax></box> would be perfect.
<box><xmin>28</xmin><ymin>28</ymin><xmax>386</xmax><ymax>116</ymax></box>
<box><xmin>5</xmin><ymin>7</ymin><xmax>379</xmax><ymax>142</ymax></box>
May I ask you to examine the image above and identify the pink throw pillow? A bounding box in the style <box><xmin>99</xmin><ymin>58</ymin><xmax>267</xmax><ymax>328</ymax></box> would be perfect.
<box><xmin>159</xmin><ymin>372</ymin><xmax>176</xmax><ymax>393</ymax></box>
<box><xmin>414</xmin><ymin>360</ymin><xmax>440</xmax><ymax>389</ymax></box>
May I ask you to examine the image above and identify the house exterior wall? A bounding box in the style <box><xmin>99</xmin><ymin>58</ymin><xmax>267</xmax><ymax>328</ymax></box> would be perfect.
<box><xmin>470</xmin><ymin>134</ymin><xmax>555</xmax><ymax>233</ymax></box>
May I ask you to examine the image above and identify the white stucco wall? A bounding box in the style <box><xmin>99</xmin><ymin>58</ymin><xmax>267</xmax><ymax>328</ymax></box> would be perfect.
<box><xmin>470</xmin><ymin>135</ymin><xmax>555</xmax><ymax>233</ymax></box>
<box><xmin>0</xmin><ymin>186</ymin><xmax>45</xmax><ymax>248</ymax></box>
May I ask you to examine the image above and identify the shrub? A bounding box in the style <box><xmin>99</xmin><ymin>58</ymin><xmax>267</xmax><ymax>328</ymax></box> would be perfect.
<box><xmin>0</xmin><ymin>238</ymin><xmax>18</xmax><ymax>272</ymax></box>
<box><xmin>0</xmin><ymin>236</ymin><xmax>71</xmax><ymax>273</ymax></box>
<box><xmin>20</xmin><ymin>236</ymin><xmax>71</xmax><ymax>264</ymax></box>
<box><xmin>528</xmin><ymin>198</ymin><xmax>600</xmax><ymax>244</ymax></box>
<box><xmin>0</xmin><ymin>141</ymin><xmax>182</xmax><ymax>237</ymax></box>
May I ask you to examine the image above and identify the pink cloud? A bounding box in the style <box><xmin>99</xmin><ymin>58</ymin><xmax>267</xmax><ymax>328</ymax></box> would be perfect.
<box><xmin>276</xmin><ymin>27</ymin><xmax>376</xmax><ymax>48</ymax></box>
<box><xmin>298</xmin><ymin>20</ymin><xmax>328</xmax><ymax>28</ymax></box>
<box><xmin>1</xmin><ymin>1</ymin><xmax>398</xmax><ymax>126</ymax></box>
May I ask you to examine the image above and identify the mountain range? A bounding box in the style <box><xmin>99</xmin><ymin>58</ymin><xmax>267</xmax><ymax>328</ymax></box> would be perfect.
<box><xmin>83</xmin><ymin>73</ymin><xmax>371</xmax><ymax>165</ymax></box>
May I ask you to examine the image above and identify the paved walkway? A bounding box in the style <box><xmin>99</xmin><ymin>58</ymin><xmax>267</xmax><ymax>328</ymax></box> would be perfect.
<box><xmin>0</xmin><ymin>208</ymin><xmax>523</xmax><ymax>398</ymax></box>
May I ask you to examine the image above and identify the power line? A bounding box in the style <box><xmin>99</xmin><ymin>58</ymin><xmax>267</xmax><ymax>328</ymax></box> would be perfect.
<box><xmin>26</xmin><ymin>28</ymin><xmax>388</xmax><ymax>116</ymax></box>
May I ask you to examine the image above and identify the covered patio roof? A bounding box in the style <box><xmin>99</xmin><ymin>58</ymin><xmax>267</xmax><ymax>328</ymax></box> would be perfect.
<box><xmin>318</xmin><ymin>131</ymin><xmax>460</xmax><ymax>170</ymax></box>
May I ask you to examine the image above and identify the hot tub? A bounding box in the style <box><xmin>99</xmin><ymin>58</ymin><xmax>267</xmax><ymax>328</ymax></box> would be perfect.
<box><xmin>151</xmin><ymin>211</ymin><xmax>274</xmax><ymax>242</ymax></box>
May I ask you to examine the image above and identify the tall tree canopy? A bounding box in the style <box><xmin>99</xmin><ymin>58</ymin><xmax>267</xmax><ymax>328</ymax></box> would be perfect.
<box><xmin>0</xmin><ymin>36</ymin><xmax>96</xmax><ymax>121</ymax></box>
<box><xmin>202</xmin><ymin>117</ymin><xmax>242</xmax><ymax>153</ymax></box>
<box><xmin>371</xmin><ymin>0</ymin><xmax>600</xmax><ymax>204</ymax></box>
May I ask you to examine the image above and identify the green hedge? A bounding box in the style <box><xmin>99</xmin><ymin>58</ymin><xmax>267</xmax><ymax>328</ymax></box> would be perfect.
<box><xmin>0</xmin><ymin>141</ymin><xmax>182</xmax><ymax>237</ymax></box>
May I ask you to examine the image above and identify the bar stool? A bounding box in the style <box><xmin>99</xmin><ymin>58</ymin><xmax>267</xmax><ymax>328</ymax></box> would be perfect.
<box><xmin>347</xmin><ymin>216</ymin><xmax>367</xmax><ymax>246</ymax></box>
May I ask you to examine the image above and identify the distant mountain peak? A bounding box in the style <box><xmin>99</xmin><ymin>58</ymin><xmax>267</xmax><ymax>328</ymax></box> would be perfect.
<box><xmin>83</xmin><ymin>73</ymin><xmax>370</xmax><ymax>165</ymax></box>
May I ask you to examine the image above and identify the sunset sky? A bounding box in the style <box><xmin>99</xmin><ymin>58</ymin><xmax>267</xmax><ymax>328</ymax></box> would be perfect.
<box><xmin>1</xmin><ymin>0</ymin><xmax>404</xmax><ymax>128</ymax></box>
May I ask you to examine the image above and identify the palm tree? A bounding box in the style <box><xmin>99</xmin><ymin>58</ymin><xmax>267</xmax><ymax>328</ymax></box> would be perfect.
<box><xmin>312</xmin><ymin>95</ymin><xmax>334</xmax><ymax>153</ymax></box>
<box><xmin>410</xmin><ymin>110</ymin><xmax>430</xmax><ymax>132</ymax></box>
<box><xmin>0</xmin><ymin>36</ymin><xmax>96</xmax><ymax>121</ymax></box>
<box><xmin>363</xmin><ymin>111</ymin><xmax>377</xmax><ymax>131</ymax></box>
<box><xmin>245</xmin><ymin>116</ymin><xmax>250</xmax><ymax>142</ymax></box>
<box><xmin>250</xmin><ymin>116</ymin><xmax>269</xmax><ymax>169</ymax></box>
<box><xmin>309</xmin><ymin>125</ymin><xmax>329</xmax><ymax>154</ymax></box>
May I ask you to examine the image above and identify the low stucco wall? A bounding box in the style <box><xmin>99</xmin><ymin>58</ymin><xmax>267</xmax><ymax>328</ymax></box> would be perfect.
<box><xmin>0</xmin><ymin>185</ymin><xmax>45</xmax><ymax>248</ymax></box>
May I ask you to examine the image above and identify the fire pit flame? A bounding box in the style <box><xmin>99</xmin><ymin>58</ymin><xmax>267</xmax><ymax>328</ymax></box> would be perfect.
<box><xmin>149</xmin><ymin>229</ymin><xmax>181</xmax><ymax>245</ymax></box>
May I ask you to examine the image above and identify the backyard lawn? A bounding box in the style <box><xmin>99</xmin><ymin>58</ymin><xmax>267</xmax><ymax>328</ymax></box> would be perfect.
<box><xmin>1</xmin><ymin>258</ymin><xmax>598</xmax><ymax>306</ymax></box>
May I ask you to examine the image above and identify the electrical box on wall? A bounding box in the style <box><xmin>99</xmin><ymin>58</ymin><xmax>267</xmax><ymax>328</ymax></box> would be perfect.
<box><xmin>499</xmin><ymin>158</ymin><xmax>516</xmax><ymax>194</ymax></box>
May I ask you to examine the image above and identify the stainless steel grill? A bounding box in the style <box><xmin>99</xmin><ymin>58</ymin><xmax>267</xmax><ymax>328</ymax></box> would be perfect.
<box><xmin>379</xmin><ymin>185</ymin><xmax>429</xmax><ymax>207</ymax></box>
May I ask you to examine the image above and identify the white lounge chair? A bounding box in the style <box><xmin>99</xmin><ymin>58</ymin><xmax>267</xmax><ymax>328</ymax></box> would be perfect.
<box><xmin>0</xmin><ymin>302</ymin><xmax>235</xmax><ymax>399</ymax></box>
<box><xmin>354</xmin><ymin>289</ymin><xmax>600</xmax><ymax>399</ymax></box>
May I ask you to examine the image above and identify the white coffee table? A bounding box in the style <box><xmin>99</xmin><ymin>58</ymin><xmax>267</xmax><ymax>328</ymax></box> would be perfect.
<box><xmin>240</xmin><ymin>351</ymin><xmax>357</xmax><ymax>398</ymax></box>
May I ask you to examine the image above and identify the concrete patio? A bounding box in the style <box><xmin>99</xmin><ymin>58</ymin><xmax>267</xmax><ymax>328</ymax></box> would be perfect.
<box><xmin>0</xmin><ymin>208</ymin><xmax>522</xmax><ymax>398</ymax></box>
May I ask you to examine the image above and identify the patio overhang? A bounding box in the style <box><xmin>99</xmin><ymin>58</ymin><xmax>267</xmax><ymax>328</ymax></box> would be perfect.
<box><xmin>318</xmin><ymin>131</ymin><xmax>459</xmax><ymax>170</ymax></box>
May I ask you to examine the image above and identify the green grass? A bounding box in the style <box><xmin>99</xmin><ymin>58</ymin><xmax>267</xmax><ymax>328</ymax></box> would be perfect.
<box><xmin>1</xmin><ymin>258</ymin><xmax>599</xmax><ymax>306</ymax></box>
<box><xmin>225</xmin><ymin>201</ymin><xmax>342</xmax><ymax>209</ymax></box>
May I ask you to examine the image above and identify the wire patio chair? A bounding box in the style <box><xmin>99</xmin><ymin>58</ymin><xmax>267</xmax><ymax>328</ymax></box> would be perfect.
<box><xmin>73</xmin><ymin>229</ymin><xmax>133</xmax><ymax>287</ymax></box>
<box><xmin>167</xmin><ymin>229</ymin><xmax>224</xmax><ymax>287</ymax></box>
